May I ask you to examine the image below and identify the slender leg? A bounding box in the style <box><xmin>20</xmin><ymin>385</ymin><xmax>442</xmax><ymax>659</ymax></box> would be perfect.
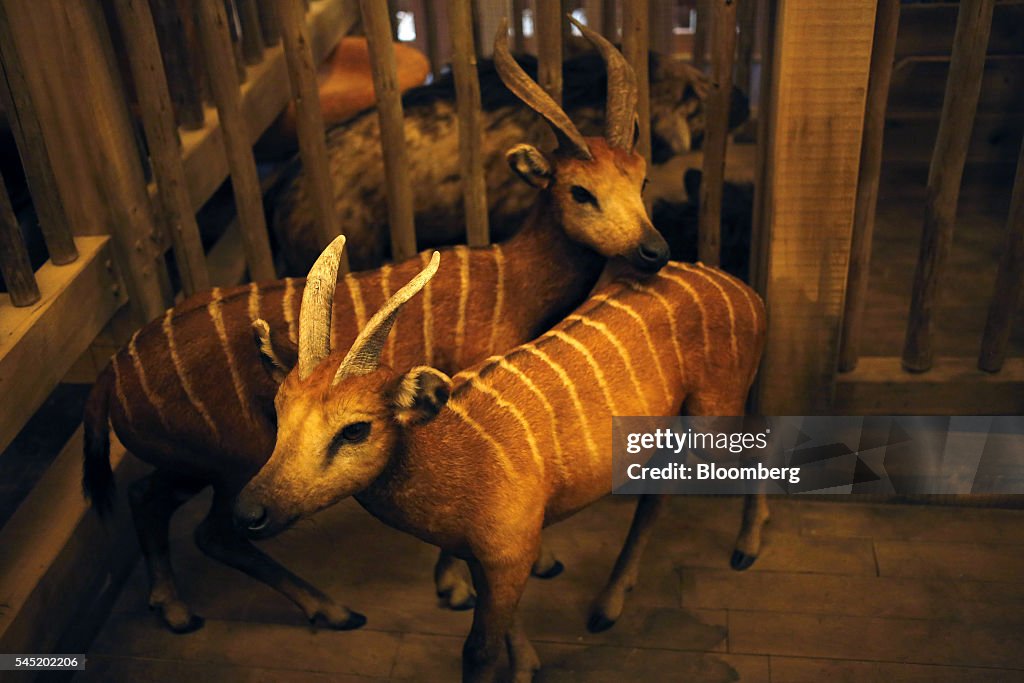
<box><xmin>463</xmin><ymin>551</ymin><xmax>537</xmax><ymax>683</ymax></box>
<box><xmin>435</xmin><ymin>550</ymin><xmax>476</xmax><ymax>610</ymax></box>
<box><xmin>193</xmin><ymin>488</ymin><xmax>366</xmax><ymax>630</ymax></box>
<box><xmin>588</xmin><ymin>494</ymin><xmax>666</xmax><ymax>632</ymax></box>
<box><xmin>128</xmin><ymin>470</ymin><xmax>206</xmax><ymax>633</ymax></box>
<box><xmin>732</xmin><ymin>488</ymin><xmax>770</xmax><ymax>570</ymax></box>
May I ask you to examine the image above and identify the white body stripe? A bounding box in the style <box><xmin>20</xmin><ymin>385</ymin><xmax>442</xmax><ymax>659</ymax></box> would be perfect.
<box><xmin>659</xmin><ymin>272</ymin><xmax>710</xmax><ymax>371</ymax></box>
<box><xmin>496</xmin><ymin>356</ymin><xmax>568</xmax><ymax>483</ymax></box>
<box><xmin>454</xmin><ymin>246</ymin><xmax>469</xmax><ymax>366</ymax></box>
<box><xmin>463</xmin><ymin>373</ymin><xmax>543</xmax><ymax>476</ymax></box>
<box><xmin>592</xmin><ymin>294</ymin><xmax>672</xmax><ymax>405</ymax></box>
<box><xmin>420</xmin><ymin>251</ymin><xmax>434</xmax><ymax>366</ymax></box>
<box><xmin>522</xmin><ymin>344</ymin><xmax>599</xmax><ymax>460</ymax></box>
<box><xmin>127</xmin><ymin>330</ymin><xmax>169</xmax><ymax>430</ymax></box>
<box><xmin>208</xmin><ymin>288</ymin><xmax>251</xmax><ymax>422</ymax></box>
<box><xmin>487</xmin><ymin>247</ymin><xmax>505</xmax><ymax>354</ymax></box>
<box><xmin>449</xmin><ymin>402</ymin><xmax>514</xmax><ymax>480</ymax></box>
<box><xmin>567</xmin><ymin>314</ymin><xmax>651</xmax><ymax>413</ymax></box>
<box><xmin>548</xmin><ymin>331</ymin><xmax>619</xmax><ymax>415</ymax></box>
<box><xmin>380</xmin><ymin>265</ymin><xmax>396</xmax><ymax>367</ymax></box>
<box><xmin>346</xmin><ymin>275</ymin><xmax>367</xmax><ymax>330</ymax></box>
<box><xmin>283</xmin><ymin>278</ymin><xmax>298</xmax><ymax>344</ymax></box>
<box><xmin>676</xmin><ymin>263</ymin><xmax>737</xmax><ymax>366</ymax></box>
<box><xmin>163</xmin><ymin>309</ymin><xmax>219</xmax><ymax>439</ymax></box>
<box><xmin>247</xmin><ymin>282</ymin><xmax>261</xmax><ymax>323</ymax></box>
<box><xmin>628</xmin><ymin>281</ymin><xmax>685</xmax><ymax>383</ymax></box>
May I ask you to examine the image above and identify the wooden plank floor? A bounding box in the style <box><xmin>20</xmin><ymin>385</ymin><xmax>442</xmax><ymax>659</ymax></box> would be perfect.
<box><xmin>77</xmin><ymin>493</ymin><xmax>1024</xmax><ymax>681</ymax></box>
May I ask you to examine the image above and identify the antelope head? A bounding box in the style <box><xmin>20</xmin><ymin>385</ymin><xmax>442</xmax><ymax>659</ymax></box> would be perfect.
<box><xmin>236</xmin><ymin>237</ymin><xmax>450</xmax><ymax>537</ymax></box>
<box><xmin>496</xmin><ymin>17</ymin><xmax>669</xmax><ymax>273</ymax></box>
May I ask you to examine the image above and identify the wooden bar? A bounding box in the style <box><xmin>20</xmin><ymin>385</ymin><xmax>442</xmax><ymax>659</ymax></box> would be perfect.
<box><xmin>224</xmin><ymin>0</ymin><xmax>249</xmax><ymax>83</ymax></box>
<box><xmin>697</xmin><ymin>0</ymin><xmax>737</xmax><ymax>266</ymax></box>
<box><xmin>148</xmin><ymin>0</ymin><xmax>206</xmax><ymax>130</ymax></box>
<box><xmin>621</xmin><ymin>0</ymin><xmax>650</xmax><ymax>165</ymax></box>
<box><xmin>421</xmin><ymin>0</ymin><xmax>444</xmax><ymax>78</ymax></box>
<box><xmin>0</xmin><ymin>171</ymin><xmax>39</xmax><ymax>307</ymax></box>
<box><xmin>693</xmin><ymin>0</ymin><xmax>709</xmax><ymax>69</ymax></box>
<box><xmin>257</xmin><ymin>0</ymin><xmax>281</xmax><ymax>46</ymax></box>
<box><xmin>978</xmin><ymin>138</ymin><xmax>1024</xmax><ymax>373</ymax></box>
<box><xmin>601</xmin><ymin>0</ymin><xmax>617</xmax><ymax>41</ymax></box>
<box><xmin>448</xmin><ymin>0</ymin><xmax>489</xmax><ymax>246</ymax></box>
<box><xmin>512</xmin><ymin>0</ymin><xmax>528</xmax><ymax>54</ymax></box>
<box><xmin>236</xmin><ymin>0</ymin><xmax>266</xmax><ymax>65</ymax></box>
<box><xmin>749</xmin><ymin>0</ymin><xmax>776</xmax><ymax>298</ymax></box>
<box><xmin>112</xmin><ymin>0</ymin><xmax>211</xmax><ymax>296</ymax></box>
<box><xmin>902</xmin><ymin>0</ymin><xmax>994</xmax><ymax>373</ymax></box>
<box><xmin>735</xmin><ymin>0</ymin><xmax>758</xmax><ymax>95</ymax></box>
<box><xmin>838</xmin><ymin>0</ymin><xmax>901</xmax><ymax>372</ymax></box>
<box><xmin>536</xmin><ymin>0</ymin><xmax>563</xmax><ymax>105</ymax></box>
<box><xmin>754</xmin><ymin>0</ymin><xmax>876</xmax><ymax>414</ymax></box>
<box><xmin>279</xmin><ymin>0</ymin><xmax>349</xmax><ymax>271</ymax></box>
<box><xmin>0</xmin><ymin>2</ymin><xmax>78</xmax><ymax>266</ymax></box>
<box><xmin>360</xmin><ymin>0</ymin><xmax>417</xmax><ymax>262</ymax></box>
<box><xmin>195</xmin><ymin>0</ymin><xmax>277</xmax><ymax>280</ymax></box>
<box><xmin>61</xmin><ymin>0</ymin><xmax>171</xmax><ymax>321</ymax></box>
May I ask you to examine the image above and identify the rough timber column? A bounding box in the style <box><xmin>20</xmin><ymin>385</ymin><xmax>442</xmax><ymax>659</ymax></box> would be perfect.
<box><xmin>754</xmin><ymin>0</ymin><xmax>876</xmax><ymax>414</ymax></box>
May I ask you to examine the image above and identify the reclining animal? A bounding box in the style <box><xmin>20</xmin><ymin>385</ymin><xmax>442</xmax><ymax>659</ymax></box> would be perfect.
<box><xmin>235</xmin><ymin>227</ymin><xmax>767</xmax><ymax>682</ymax></box>
<box><xmin>270</xmin><ymin>44</ymin><xmax>749</xmax><ymax>273</ymax></box>
<box><xmin>82</xmin><ymin>19</ymin><xmax>671</xmax><ymax>633</ymax></box>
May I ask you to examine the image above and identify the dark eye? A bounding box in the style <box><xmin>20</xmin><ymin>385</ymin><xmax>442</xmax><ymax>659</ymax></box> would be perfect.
<box><xmin>570</xmin><ymin>185</ymin><xmax>599</xmax><ymax>207</ymax></box>
<box><xmin>340</xmin><ymin>421</ymin><xmax>371</xmax><ymax>444</ymax></box>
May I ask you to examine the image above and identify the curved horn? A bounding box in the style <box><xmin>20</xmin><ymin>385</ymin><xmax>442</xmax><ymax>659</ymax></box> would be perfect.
<box><xmin>567</xmin><ymin>15</ymin><xmax>638</xmax><ymax>150</ymax></box>
<box><xmin>333</xmin><ymin>251</ymin><xmax>441</xmax><ymax>383</ymax></box>
<box><xmin>298</xmin><ymin>235</ymin><xmax>346</xmax><ymax>380</ymax></box>
<box><xmin>493</xmin><ymin>19</ymin><xmax>591</xmax><ymax>160</ymax></box>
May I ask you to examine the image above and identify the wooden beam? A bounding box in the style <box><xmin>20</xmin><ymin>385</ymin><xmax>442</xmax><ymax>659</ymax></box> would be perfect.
<box><xmin>278</xmin><ymin>0</ymin><xmax>348</xmax><ymax>272</ymax></box>
<box><xmin>838</xmin><ymin>0</ymin><xmax>901</xmax><ymax>373</ymax></box>
<box><xmin>835</xmin><ymin>357</ymin><xmax>1024</xmax><ymax>415</ymax></box>
<box><xmin>512</xmin><ymin>0</ymin><xmax>529</xmax><ymax>53</ymax></box>
<box><xmin>753</xmin><ymin>0</ymin><xmax>876</xmax><ymax>414</ymax></box>
<box><xmin>978</xmin><ymin>137</ymin><xmax>1024</xmax><ymax>373</ymax></box>
<box><xmin>194</xmin><ymin>0</ymin><xmax>276</xmax><ymax>280</ymax></box>
<box><xmin>735</xmin><ymin>0</ymin><xmax>758</xmax><ymax>96</ymax></box>
<box><xmin>112</xmin><ymin>0</ymin><xmax>211</xmax><ymax>297</ymax></box>
<box><xmin>902</xmin><ymin>0</ymin><xmax>994</xmax><ymax>373</ymax></box>
<box><xmin>621</xmin><ymin>0</ymin><xmax>650</xmax><ymax>165</ymax></box>
<box><xmin>257</xmin><ymin>0</ymin><xmax>281</xmax><ymax>46</ymax></box>
<box><xmin>749</xmin><ymin>0</ymin><xmax>776</xmax><ymax>298</ymax></box>
<box><xmin>147</xmin><ymin>0</ymin><xmax>206</xmax><ymax>130</ymax></box>
<box><xmin>0</xmin><ymin>0</ymin><xmax>78</xmax><ymax>265</ymax></box>
<box><xmin>601</xmin><ymin>0</ymin><xmax>617</xmax><ymax>41</ymax></box>
<box><xmin>422</xmin><ymin>0</ymin><xmax>445</xmax><ymax>78</ymax></box>
<box><xmin>692</xmin><ymin>0</ymin><xmax>709</xmax><ymax>69</ymax></box>
<box><xmin>0</xmin><ymin>169</ymin><xmax>39</xmax><ymax>307</ymax></box>
<box><xmin>0</xmin><ymin>237</ymin><xmax>126</xmax><ymax>455</ymax></box>
<box><xmin>360</xmin><ymin>0</ymin><xmax>417</xmax><ymax>262</ymax></box>
<box><xmin>449</xmin><ymin>0</ymin><xmax>490</xmax><ymax>246</ymax></box>
<box><xmin>536</xmin><ymin>0</ymin><xmax>563</xmax><ymax>105</ymax></box>
<box><xmin>697</xmin><ymin>0</ymin><xmax>737</xmax><ymax>266</ymax></box>
<box><xmin>236</xmin><ymin>0</ymin><xmax>266</xmax><ymax>65</ymax></box>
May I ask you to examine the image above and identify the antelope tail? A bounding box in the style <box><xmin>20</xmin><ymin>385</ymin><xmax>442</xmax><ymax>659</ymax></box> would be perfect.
<box><xmin>83</xmin><ymin>363</ymin><xmax>115</xmax><ymax>516</ymax></box>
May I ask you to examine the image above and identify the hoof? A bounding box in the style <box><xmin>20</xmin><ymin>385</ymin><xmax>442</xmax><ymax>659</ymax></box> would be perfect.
<box><xmin>311</xmin><ymin>609</ymin><xmax>367</xmax><ymax>631</ymax></box>
<box><xmin>730</xmin><ymin>549</ymin><xmax>757</xmax><ymax>571</ymax></box>
<box><xmin>446</xmin><ymin>593</ymin><xmax>476</xmax><ymax>611</ymax></box>
<box><xmin>586</xmin><ymin>611</ymin><xmax>617</xmax><ymax>633</ymax></box>
<box><xmin>532</xmin><ymin>559</ymin><xmax>564</xmax><ymax>580</ymax></box>
<box><xmin>169</xmin><ymin>614</ymin><xmax>205</xmax><ymax>634</ymax></box>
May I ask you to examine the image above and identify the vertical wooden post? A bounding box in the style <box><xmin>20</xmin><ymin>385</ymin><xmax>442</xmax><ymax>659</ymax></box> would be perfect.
<box><xmin>622</xmin><ymin>0</ymin><xmax>650</xmax><ymax>166</ymax></box>
<box><xmin>978</xmin><ymin>138</ymin><xmax>1024</xmax><ymax>373</ymax></box>
<box><xmin>195</xmin><ymin>0</ymin><xmax>276</xmax><ymax>280</ymax></box>
<box><xmin>735</xmin><ymin>0</ymin><xmax>758</xmax><ymax>95</ymax></box>
<box><xmin>62</xmin><ymin>0</ymin><xmax>171</xmax><ymax>320</ymax></box>
<box><xmin>754</xmin><ymin>0</ymin><xmax>876</xmax><ymax>414</ymax></box>
<box><xmin>360</xmin><ymin>0</ymin><xmax>417</xmax><ymax>262</ymax></box>
<box><xmin>148</xmin><ymin>0</ymin><xmax>206</xmax><ymax>130</ymax></box>
<box><xmin>236</xmin><ymin>0</ymin><xmax>265</xmax><ymax>65</ymax></box>
<box><xmin>697</xmin><ymin>0</ymin><xmax>737</xmax><ymax>266</ymax></box>
<box><xmin>601</xmin><ymin>0</ymin><xmax>617</xmax><ymax>40</ymax></box>
<box><xmin>0</xmin><ymin>172</ymin><xmax>40</xmax><ymax>307</ymax></box>
<box><xmin>279</xmin><ymin>0</ymin><xmax>348</xmax><ymax>271</ymax></box>
<box><xmin>257</xmin><ymin>1</ymin><xmax>281</xmax><ymax>46</ymax></box>
<box><xmin>902</xmin><ymin>0</ymin><xmax>994</xmax><ymax>373</ymax></box>
<box><xmin>421</xmin><ymin>0</ymin><xmax>444</xmax><ymax>78</ymax></box>
<box><xmin>449</xmin><ymin>0</ymin><xmax>490</xmax><ymax>246</ymax></box>
<box><xmin>693</xmin><ymin>0</ymin><xmax>709</xmax><ymax>69</ymax></box>
<box><xmin>512</xmin><ymin>0</ymin><xmax>528</xmax><ymax>54</ymax></box>
<box><xmin>224</xmin><ymin>0</ymin><xmax>249</xmax><ymax>83</ymax></box>
<box><xmin>749</xmin><ymin>0</ymin><xmax>775</xmax><ymax>297</ymax></box>
<box><xmin>838</xmin><ymin>0</ymin><xmax>900</xmax><ymax>372</ymax></box>
<box><xmin>113</xmin><ymin>0</ymin><xmax>210</xmax><ymax>296</ymax></box>
<box><xmin>536</xmin><ymin>0</ymin><xmax>563</xmax><ymax>104</ymax></box>
<box><xmin>0</xmin><ymin>2</ymin><xmax>78</xmax><ymax>266</ymax></box>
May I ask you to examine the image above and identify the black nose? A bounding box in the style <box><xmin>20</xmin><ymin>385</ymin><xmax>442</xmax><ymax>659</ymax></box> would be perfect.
<box><xmin>234</xmin><ymin>497</ymin><xmax>268</xmax><ymax>532</ymax></box>
<box><xmin>634</xmin><ymin>236</ymin><xmax>670</xmax><ymax>272</ymax></box>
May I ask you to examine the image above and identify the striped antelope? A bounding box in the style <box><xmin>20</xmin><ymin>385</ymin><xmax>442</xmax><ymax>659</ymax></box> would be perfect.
<box><xmin>82</xmin><ymin>19</ymin><xmax>671</xmax><ymax>633</ymax></box>
<box><xmin>235</xmin><ymin>239</ymin><xmax>767</xmax><ymax>682</ymax></box>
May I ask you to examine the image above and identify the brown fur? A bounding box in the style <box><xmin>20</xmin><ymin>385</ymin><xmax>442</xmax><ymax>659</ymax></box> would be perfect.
<box><xmin>241</xmin><ymin>262</ymin><xmax>766</xmax><ymax>681</ymax></box>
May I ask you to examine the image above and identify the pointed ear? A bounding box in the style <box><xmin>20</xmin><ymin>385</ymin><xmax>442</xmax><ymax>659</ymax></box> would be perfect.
<box><xmin>252</xmin><ymin>319</ymin><xmax>296</xmax><ymax>384</ymax></box>
<box><xmin>506</xmin><ymin>144</ymin><xmax>552</xmax><ymax>189</ymax></box>
<box><xmin>392</xmin><ymin>366</ymin><xmax>452</xmax><ymax>426</ymax></box>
